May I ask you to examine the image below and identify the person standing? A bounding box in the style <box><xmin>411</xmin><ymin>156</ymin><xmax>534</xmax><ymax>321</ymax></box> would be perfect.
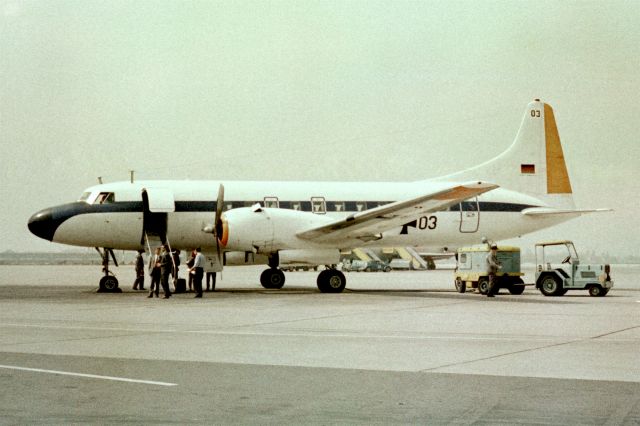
<box><xmin>148</xmin><ymin>247</ymin><xmax>161</xmax><ymax>298</ymax></box>
<box><xmin>189</xmin><ymin>247</ymin><xmax>206</xmax><ymax>298</ymax></box>
<box><xmin>186</xmin><ymin>249</ymin><xmax>196</xmax><ymax>292</ymax></box>
<box><xmin>132</xmin><ymin>250</ymin><xmax>145</xmax><ymax>290</ymax></box>
<box><xmin>486</xmin><ymin>244</ymin><xmax>501</xmax><ymax>297</ymax></box>
<box><xmin>206</xmin><ymin>271</ymin><xmax>216</xmax><ymax>292</ymax></box>
<box><xmin>159</xmin><ymin>245</ymin><xmax>173</xmax><ymax>299</ymax></box>
<box><xmin>171</xmin><ymin>249</ymin><xmax>181</xmax><ymax>290</ymax></box>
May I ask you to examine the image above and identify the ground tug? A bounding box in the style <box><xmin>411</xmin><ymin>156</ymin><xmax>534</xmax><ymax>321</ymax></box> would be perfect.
<box><xmin>535</xmin><ymin>240</ymin><xmax>613</xmax><ymax>296</ymax></box>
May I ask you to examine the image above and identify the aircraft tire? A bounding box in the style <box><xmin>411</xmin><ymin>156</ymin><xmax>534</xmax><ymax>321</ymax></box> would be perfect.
<box><xmin>455</xmin><ymin>278</ymin><xmax>466</xmax><ymax>293</ymax></box>
<box><xmin>260</xmin><ymin>268</ymin><xmax>285</xmax><ymax>289</ymax></box>
<box><xmin>317</xmin><ymin>270</ymin><xmax>346</xmax><ymax>293</ymax></box>
<box><xmin>98</xmin><ymin>275</ymin><xmax>119</xmax><ymax>293</ymax></box>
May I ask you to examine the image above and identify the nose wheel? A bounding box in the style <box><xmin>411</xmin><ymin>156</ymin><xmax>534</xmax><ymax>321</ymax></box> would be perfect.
<box><xmin>96</xmin><ymin>248</ymin><xmax>122</xmax><ymax>293</ymax></box>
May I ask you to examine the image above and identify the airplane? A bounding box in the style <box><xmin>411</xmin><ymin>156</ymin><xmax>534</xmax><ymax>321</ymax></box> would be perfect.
<box><xmin>28</xmin><ymin>99</ymin><xmax>607</xmax><ymax>293</ymax></box>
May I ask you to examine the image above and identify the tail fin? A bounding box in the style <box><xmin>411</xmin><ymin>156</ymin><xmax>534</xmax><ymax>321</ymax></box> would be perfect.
<box><xmin>438</xmin><ymin>99</ymin><xmax>575</xmax><ymax>209</ymax></box>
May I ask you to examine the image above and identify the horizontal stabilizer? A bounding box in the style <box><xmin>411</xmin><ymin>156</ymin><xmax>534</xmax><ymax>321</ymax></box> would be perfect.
<box><xmin>297</xmin><ymin>181</ymin><xmax>498</xmax><ymax>245</ymax></box>
<box><xmin>522</xmin><ymin>207</ymin><xmax>612</xmax><ymax>217</ymax></box>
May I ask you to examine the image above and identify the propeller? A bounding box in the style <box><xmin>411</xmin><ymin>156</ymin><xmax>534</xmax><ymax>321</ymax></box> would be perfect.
<box><xmin>213</xmin><ymin>184</ymin><xmax>225</xmax><ymax>264</ymax></box>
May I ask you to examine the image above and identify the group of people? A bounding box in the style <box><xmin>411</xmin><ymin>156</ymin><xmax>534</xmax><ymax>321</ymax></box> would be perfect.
<box><xmin>132</xmin><ymin>246</ymin><xmax>215</xmax><ymax>299</ymax></box>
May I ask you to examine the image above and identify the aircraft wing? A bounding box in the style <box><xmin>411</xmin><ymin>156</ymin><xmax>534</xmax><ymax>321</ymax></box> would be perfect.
<box><xmin>297</xmin><ymin>181</ymin><xmax>498</xmax><ymax>245</ymax></box>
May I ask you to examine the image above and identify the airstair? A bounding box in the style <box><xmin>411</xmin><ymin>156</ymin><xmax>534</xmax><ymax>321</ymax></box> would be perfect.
<box><xmin>394</xmin><ymin>247</ymin><xmax>430</xmax><ymax>270</ymax></box>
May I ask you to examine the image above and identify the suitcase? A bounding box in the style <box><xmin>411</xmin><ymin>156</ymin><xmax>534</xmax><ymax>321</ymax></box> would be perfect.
<box><xmin>174</xmin><ymin>278</ymin><xmax>186</xmax><ymax>293</ymax></box>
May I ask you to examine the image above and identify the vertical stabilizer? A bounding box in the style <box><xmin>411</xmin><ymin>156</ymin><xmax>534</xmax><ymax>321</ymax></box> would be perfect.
<box><xmin>436</xmin><ymin>100</ymin><xmax>575</xmax><ymax>209</ymax></box>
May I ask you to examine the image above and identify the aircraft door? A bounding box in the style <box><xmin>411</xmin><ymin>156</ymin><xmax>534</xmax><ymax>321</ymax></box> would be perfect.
<box><xmin>141</xmin><ymin>188</ymin><xmax>175</xmax><ymax>245</ymax></box>
<box><xmin>459</xmin><ymin>197</ymin><xmax>480</xmax><ymax>233</ymax></box>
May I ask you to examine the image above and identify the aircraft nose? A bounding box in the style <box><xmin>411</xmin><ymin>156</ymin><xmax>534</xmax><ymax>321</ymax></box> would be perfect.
<box><xmin>28</xmin><ymin>208</ymin><xmax>56</xmax><ymax>241</ymax></box>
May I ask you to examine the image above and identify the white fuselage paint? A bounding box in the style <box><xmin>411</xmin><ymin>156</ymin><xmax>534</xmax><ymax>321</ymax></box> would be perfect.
<box><xmin>50</xmin><ymin>179</ymin><xmax>572</xmax><ymax>255</ymax></box>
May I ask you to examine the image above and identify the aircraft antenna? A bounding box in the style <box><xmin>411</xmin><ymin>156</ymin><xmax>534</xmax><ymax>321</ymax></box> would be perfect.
<box><xmin>98</xmin><ymin>176</ymin><xmax>103</xmax><ymax>184</ymax></box>
<box><xmin>130</xmin><ymin>170</ymin><xmax>134</xmax><ymax>183</ymax></box>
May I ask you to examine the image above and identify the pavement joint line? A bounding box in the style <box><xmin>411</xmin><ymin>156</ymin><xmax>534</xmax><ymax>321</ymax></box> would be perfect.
<box><xmin>0</xmin><ymin>364</ymin><xmax>178</xmax><ymax>386</ymax></box>
<box><xmin>419</xmin><ymin>324</ymin><xmax>640</xmax><ymax>374</ymax></box>
<box><xmin>419</xmin><ymin>337</ymin><xmax>587</xmax><ymax>373</ymax></box>
<box><xmin>590</xmin><ymin>324</ymin><xmax>640</xmax><ymax>339</ymax></box>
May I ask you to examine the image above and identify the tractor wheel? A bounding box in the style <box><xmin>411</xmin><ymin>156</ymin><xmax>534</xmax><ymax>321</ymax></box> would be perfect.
<box><xmin>539</xmin><ymin>275</ymin><xmax>562</xmax><ymax>296</ymax></box>
<box><xmin>455</xmin><ymin>278</ymin><xmax>466</xmax><ymax>293</ymax></box>
<box><xmin>588</xmin><ymin>285</ymin><xmax>604</xmax><ymax>297</ymax></box>
<box><xmin>477</xmin><ymin>278</ymin><xmax>489</xmax><ymax>295</ymax></box>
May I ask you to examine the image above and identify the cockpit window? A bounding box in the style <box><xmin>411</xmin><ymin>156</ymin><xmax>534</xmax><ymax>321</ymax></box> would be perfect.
<box><xmin>78</xmin><ymin>192</ymin><xmax>92</xmax><ymax>202</ymax></box>
<box><xmin>95</xmin><ymin>192</ymin><xmax>115</xmax><ymax>204</ymax></box>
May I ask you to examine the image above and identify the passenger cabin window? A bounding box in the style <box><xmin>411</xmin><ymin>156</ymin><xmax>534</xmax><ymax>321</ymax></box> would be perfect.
<box><xmin>95</xmin><ymin>192</ymin><xmax>115</xmax><ymax>204</ymax></box>
<box><xmin>264</xmin><ymin>197</ymin><xmax>279</xmax><ymax>208</ymax></box>
<box><xmin>327</xmin><ymin>201</ymin><xmax>345</xmax><ymax>212</ymax></box>
<box><xmin>311</xmin><ymin>197</ymin><xmax>326</xmax><ymax>214</ymax></box>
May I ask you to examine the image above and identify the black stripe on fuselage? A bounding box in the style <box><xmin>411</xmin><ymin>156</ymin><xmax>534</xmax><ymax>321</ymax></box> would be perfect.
<box><xmin>65</xmin><ymin>200</ymin><xmax>536</xmax><ymax>213</ymax></box>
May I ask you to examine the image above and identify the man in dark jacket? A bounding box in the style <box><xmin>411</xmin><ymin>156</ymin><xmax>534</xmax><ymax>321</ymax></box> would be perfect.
<box><xmin>486</xmin><ymin>244</ymin><xmax>501</xmax><ymax>297</ymax></box>
<box><xmin>159</xmin><ymin>245</ymin><xmax>173</xmax><ymax>299</ymax></box>
<box><xmin>132</xmin><ymin>250</ymin><xmax>145</xmax><ymax>290</ymax></box>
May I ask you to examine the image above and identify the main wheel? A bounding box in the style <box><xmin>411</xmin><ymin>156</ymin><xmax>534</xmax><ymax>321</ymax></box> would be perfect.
<box><xmin>539</xmin><ymin>275</ymin><xmax>562</xmax><ymax>296</ymax></box>
<box><xmin>317</xmin><ymin>270</ymin><xmax>346</xmax><ymax>293</ymax></box>
<box><xmin>477</xmin><ymin>277</ymin><xmax>489</xmax><ymax>295</ymax></box>
<box><xmin>260</xmin><ymin>268</ymin><xmax>285</xmax><ymax>289</ymax></box>
<box><xmin>99</xmin><ymin>275</ymin><xmax>119</xmax><ymax>292</ymax></box>
<box><xmin>455</xmin><ymin>278</ymin><xmax>466</xmax><ymax>293</ymax></box>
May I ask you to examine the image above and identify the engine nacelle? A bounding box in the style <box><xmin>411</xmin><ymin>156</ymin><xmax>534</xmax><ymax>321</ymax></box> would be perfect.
<box><xmin>220</xmin><ymin>206</ymin><xmax>334</xmax><ymax>254</ymax></box>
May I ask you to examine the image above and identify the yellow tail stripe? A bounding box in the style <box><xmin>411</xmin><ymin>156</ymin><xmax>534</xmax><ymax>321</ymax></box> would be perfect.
<box><xmin>544</xmin><ymin>104</ymin><xmax>573</xmax><ymax>194</ymax></box>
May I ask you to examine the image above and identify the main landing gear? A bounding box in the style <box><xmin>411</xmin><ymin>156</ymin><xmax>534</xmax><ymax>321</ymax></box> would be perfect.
<box><xmin>316</xmin><ymin>268</ymin><xmax>346</xmax><ymax>293</ymax></box>
<box><xmin>96</xmin><ymin>247</ymin><xmax>121</xmax><ymax>293</ymax></box>
<box><xmin>259</xmin><ymin>257</ymin><xmax>347</xmax><ymax>293</ymax></box>
<box><xmin>260</xmin><ymin>253</ymin><xmax>286</xmax><ymax>289</ymax></box>
<box><xmin>260</xmin><ymin>268</ymin><xmax>286</xmax><ymax>289</ymax></box>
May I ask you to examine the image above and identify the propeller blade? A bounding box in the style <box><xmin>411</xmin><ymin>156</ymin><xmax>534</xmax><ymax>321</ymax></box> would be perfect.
<box><xmin>214</xmin><ymin>184</ymin><xmax>224</xmax><ymax>264</ymax></box>
<box><xmin>215</xmin><ymin>184</ymin><xmax>224</xmax><ymax>238</ymax></box>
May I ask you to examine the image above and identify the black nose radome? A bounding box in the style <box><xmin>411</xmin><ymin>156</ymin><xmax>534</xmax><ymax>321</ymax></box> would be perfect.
<box><xmin>28</xmin><ymin>208</ymin><xmax>56</xmax><ymax>241</ymax></box>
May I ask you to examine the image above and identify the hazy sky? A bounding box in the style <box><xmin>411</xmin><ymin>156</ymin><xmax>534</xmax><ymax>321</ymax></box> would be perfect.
<box><xmin>1</xmin><ymin>0</ymin><xmax>639</xmax><ymax>254</ymax></box>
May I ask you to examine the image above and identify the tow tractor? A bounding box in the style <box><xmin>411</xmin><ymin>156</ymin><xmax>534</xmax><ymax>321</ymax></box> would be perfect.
<box><xmin>535</xmin><ymin>240</ymin><xmax>613</xmax><ymax>297</ymax></box>
<box><xmin>454</xmin><ymin>244</ymin><xmax>525</xmax><ymax>295</ymax></box>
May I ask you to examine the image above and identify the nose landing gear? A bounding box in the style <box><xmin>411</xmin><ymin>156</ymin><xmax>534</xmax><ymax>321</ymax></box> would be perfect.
<box><xmin>96</xmin><ymin>248</ymin><xmax>122</xmax><ymax>293</ymax></box>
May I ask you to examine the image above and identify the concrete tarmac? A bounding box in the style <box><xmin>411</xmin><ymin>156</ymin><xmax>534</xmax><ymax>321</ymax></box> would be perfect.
<box><xmin>0</xmin><ymin>265</ymin><xmax>639</xmax><ymax>424</ymax></box>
